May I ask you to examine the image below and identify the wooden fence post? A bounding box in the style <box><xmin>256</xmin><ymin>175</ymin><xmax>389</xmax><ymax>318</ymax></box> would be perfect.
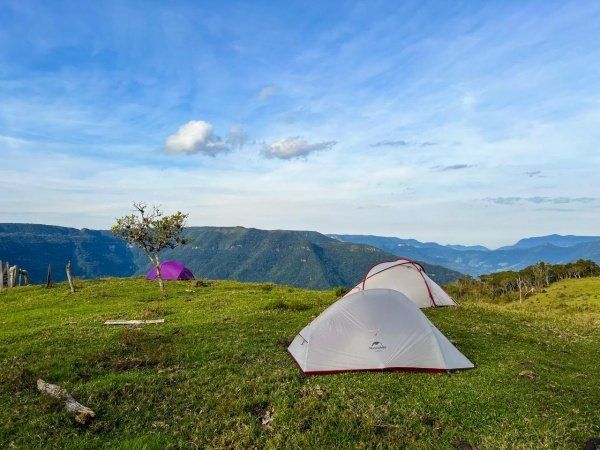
<box><xmin>66</xmin><ymin>261</ymin><xmax>75</xmax><ymax>293</ymax></box>
<box><xmin>46</xmin><ymin>265</ymin><xmax>52</xmax><ymax>288</ymax></box>
<box><xmin>8</xmin><ymin>266</ymin><xmax>15</xmax><ymax>288</ymax></box>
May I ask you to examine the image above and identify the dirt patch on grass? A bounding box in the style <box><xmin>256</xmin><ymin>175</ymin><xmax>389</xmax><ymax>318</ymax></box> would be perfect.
<box><xmin>77</xmin><ymin>329</ymin><xmax>173</xmax><ymax>375</ymax></box>
<box><xmin>114</xmin><ymin>358</ymin><xmax>160</xmax><ymax>371</ymax></box>
<box><xmin>277</xmin><ymin>337</ymin><xmax>292</xmax><ymax>348</ymax></box>
<box><xmin>195</xmin><ymin>279</ymin><xmax>213</xmax><ymax>288</ymax></box>
<box><xmin>96</xmin><ymin>290</ymin><xmax>114</xmax><ymax>298</ymax></box>
<box><xmin>1</xmin><ymin>357</ymin><xmax>36</xmax><ymax>393</ymax></box>
<box><xmin>453</xmin><ymin>440</ymin><xmax>476</xmax><ymax>450</ymax></box>
<box><xmin>141</xmin><ymin>306</ymin><xmax>172</xmax><ymax>318</ymax></box>
<box><xmin>138</xmin><ymin>296</ymin><xmax>162</xmax><ymax>303</ymax></box>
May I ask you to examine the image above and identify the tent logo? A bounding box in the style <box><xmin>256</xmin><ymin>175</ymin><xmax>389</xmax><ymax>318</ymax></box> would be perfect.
<box><xmin>369</xmin><ymin>341</ymin><xmax>387</xmax><ymax>351</ymax></box>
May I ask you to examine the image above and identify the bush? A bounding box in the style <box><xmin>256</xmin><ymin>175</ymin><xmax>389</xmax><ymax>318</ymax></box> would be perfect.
<box><xmin>334</xmin><ymin>286</ymin><xmax>349</xmax><ymax>297</ymax></box>
<box><xmin>446</xmin><ymin>259</ymin><xmax>600</xmax><ymax>303</ymax></box>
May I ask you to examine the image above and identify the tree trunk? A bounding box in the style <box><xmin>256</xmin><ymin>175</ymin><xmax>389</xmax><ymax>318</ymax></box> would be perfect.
<box><xmin>66</xmin><ymin>261</ymin><xmax>75</xmax><ymax>293</ymax></box>
<box><xmin>46</xmin><ymin>264</ymin><xmax>52</xmax><ymax>288</ymax></box>
<box><xmin>155</xmin><ymin>262</ymin><xmax>167</xmax><ymax>298</ymax></box>
<box><xmin>36</xmin><ymin>379</ymin><xmax>95</xmax><ymax>424</ymax></box>
<box><xmin>143</xmin><ymin>252</ymin><xmax>167</xmax><ymax>298</ymax></box>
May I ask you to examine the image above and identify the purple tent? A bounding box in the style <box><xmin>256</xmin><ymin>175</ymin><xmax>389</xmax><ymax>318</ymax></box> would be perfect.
<box><xmin>146</xmin><ymin>260</ymin><xmax>195</xmax><ymax>281</ymax></box>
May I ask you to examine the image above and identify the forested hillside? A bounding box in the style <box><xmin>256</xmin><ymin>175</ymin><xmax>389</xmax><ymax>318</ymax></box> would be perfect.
<box><xmin>0</xmin><ymin>224</ymin><xmax>136</xmax><ymax>283</ymax></box>
<box><xmin>0</xmin><ymin>224</ymin><xmax>462</xmax><ymax>289</ymax></box>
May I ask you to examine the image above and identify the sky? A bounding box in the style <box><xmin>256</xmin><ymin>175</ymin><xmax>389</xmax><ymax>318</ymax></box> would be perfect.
<box><xmin>1</xmin><ymin>0</ymin><xmax>599</xmax><ymax>247</ymax></box>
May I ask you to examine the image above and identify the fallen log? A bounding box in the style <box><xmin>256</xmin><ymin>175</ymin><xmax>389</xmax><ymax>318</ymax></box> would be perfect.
<box><xmin>36</xmin><ymin>379</ymin><xmax>95</xmax><ymax>424</ymax></box>
<box><xmin>103</xmin><ymin>319</ymin><xmax>165</xmax><ymax>326</ymax></box>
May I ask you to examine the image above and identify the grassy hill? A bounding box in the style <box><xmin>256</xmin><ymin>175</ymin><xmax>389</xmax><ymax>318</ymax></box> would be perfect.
<box><xmin>0</xmin><ymin>277</ymin><xmax>598</xmax><ymax>448</ymax></box>
<box><xmin>0</xmin><ymin>224</ymin><xmax>463</xmax><ymax>289</ymax></box>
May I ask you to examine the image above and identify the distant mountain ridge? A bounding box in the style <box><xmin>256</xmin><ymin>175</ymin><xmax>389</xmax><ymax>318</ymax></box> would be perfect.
<box><xmin>0</xmin><ymin>224</ymin><xmax>462</xmax><ymax>289</ymax></box>
<box><xmin>329</xmin><ymin>234</ymin><xmax>600</xmax><ymax>276</ymax></box>
<box><xmin>498</xmin><ymin>234</ymin><xmax>600</xmax><ymax>250</ymax></box>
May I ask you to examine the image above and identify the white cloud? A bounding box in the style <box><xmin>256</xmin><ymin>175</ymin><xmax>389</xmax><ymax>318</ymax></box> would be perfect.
<box><xmin>164</xmin><ymin>120</ymin><xmax>230</xmax><ymax>156</ymax></box>
<box><xmin>262</xmin><ymin>137</ymin><xmax>336</xmax><ymax>159</ymax></box>
<box><xmin>257</xmin><ymin>86</ymin><xmax>276</xmax><ymax>101</ymax></box>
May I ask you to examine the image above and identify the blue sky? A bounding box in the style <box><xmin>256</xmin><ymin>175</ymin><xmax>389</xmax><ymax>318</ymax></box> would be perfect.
<box><xmin>1</xmin><ymin>0</ymin><xmax>599</xmax><ymax>247</ymax></box>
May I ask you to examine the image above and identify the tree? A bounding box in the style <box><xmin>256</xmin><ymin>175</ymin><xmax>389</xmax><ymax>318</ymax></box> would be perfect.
<box><xmin>112</xmin><ymin>202</ymin><xmax>188</xmax><ymax>297</ymax></box>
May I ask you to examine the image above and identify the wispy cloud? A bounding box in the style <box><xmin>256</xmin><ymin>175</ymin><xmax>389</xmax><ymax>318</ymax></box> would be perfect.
<box><xmin>370</xmin><ymin>140</ymin><xmax>409</xmax><ymax>148</ymax></box>
<box><xmin>257</xmin><ymin>86</ymin><xmax>276</xmax><ymax>101</ymax></box>
<box><xmin>525</xmin><ymin>170</ymin><xmax>542</xmax><ymax>178</ymax></box>
<box><xmin>227</xmin><ymin>125</ymin><xmax>248</xmax><ymax>150</ymax></box>
<box><xmin>436</xmin><ymin>164</ymin><xmax>475</xmax><ymax>171</ymax></box>
<box><xmin>262</xmin><ymin>138</ymin><xmax>336</xmax><ymax>159</ymax></box>
<box><xmin>483</xmin><ymin>197</ymin><xmax>598</xmax><ymax>205</ymax></box>
<box><xmin>370</xmin><ymin>140</ymin><xmax>438</xmax><ymax>148</ymax></box>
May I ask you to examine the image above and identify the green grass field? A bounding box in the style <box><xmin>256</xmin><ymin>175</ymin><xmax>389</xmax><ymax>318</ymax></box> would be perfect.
<box><xmin>0</xmin><ymin>277</ymin><xmax>598</xmax><ymax>449</ymax></box>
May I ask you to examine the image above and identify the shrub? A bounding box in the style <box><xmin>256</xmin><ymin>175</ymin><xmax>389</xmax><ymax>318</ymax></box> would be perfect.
<box><xmin>334</xmin><ymin>286</ymin><xmax>349</xmax><ymax>297</ymax></box>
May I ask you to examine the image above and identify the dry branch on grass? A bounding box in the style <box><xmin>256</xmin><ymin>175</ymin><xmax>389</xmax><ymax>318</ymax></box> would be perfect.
<box><xmin>36</xmin><ymin>379</ymin><xmax>95</xmax><ymax>424</ymax></box>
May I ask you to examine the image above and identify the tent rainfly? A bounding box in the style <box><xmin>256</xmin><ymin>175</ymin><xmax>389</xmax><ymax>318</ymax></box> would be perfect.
<box><xmin>345</xmin><ymin>258</ymin><xmax>457</xmax><ymax>308</ymax></box>
<box><xmin>145</xmin><ymin>260</ymin><xmax>194</xmax><ymax>281</ymax></box>
<box><xmin>289</xmin><ymin>289</ymin><xmax>473</xmax><ymax>374</ymax></box>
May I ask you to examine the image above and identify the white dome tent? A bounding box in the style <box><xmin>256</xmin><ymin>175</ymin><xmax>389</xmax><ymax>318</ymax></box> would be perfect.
<box><xmin>288</xmin><ymin>289</ymin><xmax>473</xmax><ymax>374</ymax></box>
<box><xmin>345</xmin><ymin>258</ymin><xmax>457</xmax><ymax>308</ymax></box>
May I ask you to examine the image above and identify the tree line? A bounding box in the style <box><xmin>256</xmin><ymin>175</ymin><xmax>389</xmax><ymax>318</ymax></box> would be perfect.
<box><xmin>446</xmin><ymin>259</ymin><xmax>600</xmax><ymax>302</ymax></box>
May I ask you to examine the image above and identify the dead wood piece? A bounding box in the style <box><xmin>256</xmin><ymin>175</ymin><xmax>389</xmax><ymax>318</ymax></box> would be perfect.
<box><xmin>519</xmin><ymin>370</ymin><xmax>538</xmax><ymax>380</ymax></box>
<box><xmin>36</xmin><ymin>379</ymin><xmax>95</xmax><ymax>424</ymax></box>
<box><xmin>103</xmin><ymin>319</ymin><xmax>165</xmax><ymax>326</ymax></box>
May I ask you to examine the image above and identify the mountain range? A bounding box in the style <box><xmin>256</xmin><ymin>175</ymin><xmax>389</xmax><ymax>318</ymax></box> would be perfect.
<box><xmin>0</xmin><ymin>224</ymin><xmax>462</xmax><ymax>289</ymax></box>
<box><xmin>329</xmin><ymin>234</ymin><xmax>600</xmax><ymax>276</ymax></box>
<box><xmin>3</xmin><ymin>223</ymin><xmax>598</xmax><ymax>287</ymax></box>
